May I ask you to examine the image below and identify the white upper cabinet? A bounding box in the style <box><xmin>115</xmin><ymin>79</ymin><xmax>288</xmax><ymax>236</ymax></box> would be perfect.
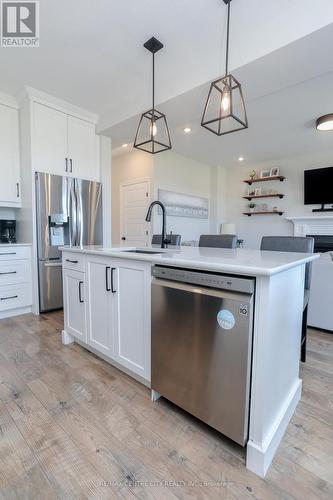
<box><xmin>67</xmin><ymin>116</ymin><xmax>100</xmax><ymax>181</ymax></box>
<box><xmin>0</xmin><ymin>104</ymin><xmax>21</xmax><ymax>207</ymax></box>
<box><xmin>33</xmin><ymin>102</ymin><xmax>100</xmax><ymax>181</ymax></box>
<box><xmin>33</xmin><ymin>103</ymin><xmax>68</xmax><ymax>176</ymax></box>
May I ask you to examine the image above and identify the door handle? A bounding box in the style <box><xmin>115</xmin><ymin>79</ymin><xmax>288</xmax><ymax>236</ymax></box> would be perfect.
<box><xmin>78</xmin><ymin>281</ymin><xmax>84</xmax><ymax>303</ymax></box>
<box><xmin>0</xmin><ymin>271</ymin><xmax>17</xmax><ymax>275</ymax></box>
<box><xmin>65</xmin><ymin>258</ymin><xmax>78</xmax><ymax>264</ymax></box>
<box><xmin>111</xmin><ymin>267</ymin><xmax>116</xmax><ymax>293</ymax></box>
<box><xmin>65</xmin><ymin>158</ymin><xmax>68</xmax><ymax>172</ymax></box>
<box><xmin>16</xmin><ymin>182</ymin><xmax>20</xmax><ymax>198</ymax></box>
<box><xmin>105</xmin><ymin>266</ymin><xmax>111</xmax><ymax>292</ymax></box>
<box><xmin>70</xmin><ymin>159</ymin><xmax>73</xmax><ymax>173</ymax></box>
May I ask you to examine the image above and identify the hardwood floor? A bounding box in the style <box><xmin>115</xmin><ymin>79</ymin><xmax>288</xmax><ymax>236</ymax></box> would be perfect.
<box><xmin>0</xmin><ymin>313</ymin><xmax>332</xmax><ymax>499</ymax></box>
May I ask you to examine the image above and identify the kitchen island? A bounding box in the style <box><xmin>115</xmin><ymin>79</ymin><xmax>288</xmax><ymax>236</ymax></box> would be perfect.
<box><xmin>60</xmin><ymin>245</ymin><xmax>318</xmax><ymax>478</ymax></box>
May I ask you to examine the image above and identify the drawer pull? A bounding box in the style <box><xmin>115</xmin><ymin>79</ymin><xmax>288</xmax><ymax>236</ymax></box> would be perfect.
<box><xmin>78</xmin><ymin>281</ymin><xmax>84</xmax><ymax>303</ymax></box>
<box><xmin>1</xmin><ymin>295</ymin><xmax>18</xmax><ymax>301</ymax></box>
<box><xmin>0</xmin><ymin>252</ymin><xmax>16</xmax><ymax>256</ymax></box>
<box><xmin>65</xmin><ymin>259</ymin><xmax>78</xmax><ymax>264</ymax></box>
<box><xmin>0</xmin><ymin>271</ymin><xmax>17</xmax><ymax>275</ymax></box>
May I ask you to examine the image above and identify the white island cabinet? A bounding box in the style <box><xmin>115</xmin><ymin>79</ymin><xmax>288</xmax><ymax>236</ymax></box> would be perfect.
<box><xmin>61</xmin><ymin>250</ymin><xmax>151</xmax><ymax>383</ymax></box>
<box><xmin>60</xmin><ymin>244</ymin><xmax>318</xmax><ymax>479</ymax></box>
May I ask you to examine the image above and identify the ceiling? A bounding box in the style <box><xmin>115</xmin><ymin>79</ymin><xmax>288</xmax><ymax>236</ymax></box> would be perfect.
<box><xmin>109</xmin><ymin>24</ymin><xmax>333</xmax><ymax>167</ymax></box>
<box><xmin>0</xmin><ymin>0</ymin><xmax>333</xmax><ymax>132</ymax></box>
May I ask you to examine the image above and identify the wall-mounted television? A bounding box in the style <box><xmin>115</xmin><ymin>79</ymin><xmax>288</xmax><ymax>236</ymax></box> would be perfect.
<box><xmin>304</xmin><ymin>167</ymin><xmax>333</xmax><ymax>212</ymax></box>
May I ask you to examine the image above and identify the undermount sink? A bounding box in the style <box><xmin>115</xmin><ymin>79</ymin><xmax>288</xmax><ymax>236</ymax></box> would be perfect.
<box><xmin>122</xmin><ymin>249</ymin><xmax>164</xmax><ymax>254</ymax></box>
<box><xmin>122</xmin><ymin>249</ymin><xmax>164</xmax><ymax>255</ymax></box>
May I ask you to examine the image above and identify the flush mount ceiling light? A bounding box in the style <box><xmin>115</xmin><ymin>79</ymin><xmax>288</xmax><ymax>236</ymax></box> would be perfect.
<box><xmin>238</xmin><ymin>156</ymin><xmax>244</xmax><ymax>161</ymax></box>
<box><xmin>121</xmin><ymin>143</ymin><xmax>128</xmax><ymax>148</ymax></box>
<box><xmin>201</xmin><ymin>0</ymin><xmax>248</xmax><ymax>136</ymax></box>
<box><xmin>184</xmin><ymin>127</ymin><xmax>192</xmax><ymax>134</ymax></box>
<box><xmin>134</xmin><ymin>37</ymin><xmax>172</xmax><ymax>154</ymax></box>
<box><xmin>316</xmin><ymin>114</ymin><xmax>333</xmax><ymax>131</ymax></box>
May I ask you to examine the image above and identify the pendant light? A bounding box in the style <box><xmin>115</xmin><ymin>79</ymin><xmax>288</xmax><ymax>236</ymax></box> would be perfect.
<box><xmin>201</xmin><ymin>0</ymin><xmax>248</xmax><ymax>136</ymax></box>
<box><xmin>134</xmin><ymin>37</ymin><xmax>172</xmax><ymax>154</ymax></box>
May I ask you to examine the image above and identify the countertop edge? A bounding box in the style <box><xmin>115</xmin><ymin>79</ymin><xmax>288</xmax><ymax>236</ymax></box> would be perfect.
<box><xmin>59</xmin><ymin>247</ymin><xmax>319</xmax><ymax>277</ymax></box>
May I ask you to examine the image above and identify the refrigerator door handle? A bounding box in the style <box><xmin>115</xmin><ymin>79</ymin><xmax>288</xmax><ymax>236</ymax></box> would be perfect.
<box><xmin>75</xmin><ymin>180</ymin><xmax>83</xmax><ymax>247</ymax></box>
<box><xmin>69</xmin><ymin>179</ymin><xmax>77</xmax><ymax>246</ymax></box>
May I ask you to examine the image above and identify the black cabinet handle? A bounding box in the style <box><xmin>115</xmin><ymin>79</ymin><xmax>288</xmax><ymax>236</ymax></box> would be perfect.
<box><xmin>1</xmin><ymin>295</ymin><xmax>18</xmax><ymax>301</ymax></box>
<box><xmin>0</xmin><ymin>271</ymin><xmax>17</xmax><ymax>275</ymax></box>
<box><xmin>111</xmin><ymin>267</ymin><xmax>116</xmax><ymax>293</ymax></box>
<box><xmin>0</xmin><ymin>252</ymin><xmax>16</xmax><ymax>256</ymax></box>
<box><xmin>66</xmin><ymin>259</ymin><xmax>78</xmax><ymax>264</ymax></box>
<box><xmin>70</xmin><ymin>159</ymin><xmax>73</xmax><ymax>173</ymax></box>
<box><xmin>65</xmin><ymin>158</ymin><xmax>68</xmax><ymax>172</ymax></box>
<box><xmin>78</xmin><ymin>281</ymin><xmax>84</xmax><ymax>303</ymax></box>
<box><xmin>16</xmin><ymin>183</ymin><xmax>20</xmax><ymax>198</ymax></box>
<box><xmin>105</xmin><ymin>266</ymin><xmax>111</xmax><ymax>292</ymax></box>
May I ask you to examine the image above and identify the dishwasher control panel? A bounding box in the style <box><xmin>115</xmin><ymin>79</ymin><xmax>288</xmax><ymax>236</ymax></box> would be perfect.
<box><xmin>152</xmin><ymin>266</ymin><xmax>254</xmax><ymax>294</ymax></box>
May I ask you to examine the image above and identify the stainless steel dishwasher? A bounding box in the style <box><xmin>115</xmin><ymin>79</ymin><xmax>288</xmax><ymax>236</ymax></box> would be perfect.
<box><xmin>151</xmin><ymin>265</ymin><xmax>255</xmax><ymax>446</ymax></box>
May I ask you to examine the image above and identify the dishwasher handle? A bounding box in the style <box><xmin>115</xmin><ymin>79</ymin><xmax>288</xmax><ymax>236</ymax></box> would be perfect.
<box><xmin>152</xmin><ymin>277</ymin><xmax>253</xmax><ymax>302</ymax></box>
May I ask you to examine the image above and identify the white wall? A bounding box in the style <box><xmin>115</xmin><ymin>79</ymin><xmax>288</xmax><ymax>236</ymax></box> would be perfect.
<box><xmin>111</xmin><ymin>149</ymin><xmax>154</xmax><ymax>244</ymax></box>
<box><xmin>153</xmin><ymin>151</ymin><xmax>219</xmax><ymax>243</ymax></box>
<box><xmin>225</xmin><ymin>148</ymin><xmax>333</xmax><ymax>249</ymax></box>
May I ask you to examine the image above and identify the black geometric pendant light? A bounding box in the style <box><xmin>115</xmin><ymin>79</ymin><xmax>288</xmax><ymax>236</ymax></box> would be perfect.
<box><xmin>134</xmin><ymin>37</ymin><xmax>172</xmax><ymax>154</ymax></box>
<box><xmin>201</xmin><ymin>0</ymin><xmax>248</xmax><ymax>136</ymax></box>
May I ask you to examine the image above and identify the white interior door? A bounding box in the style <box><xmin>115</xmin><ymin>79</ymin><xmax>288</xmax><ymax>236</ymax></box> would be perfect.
<box><xmin>120</xmin><ymin>179</ymin><xmax>150</xmax><ymax>247</ymax></box>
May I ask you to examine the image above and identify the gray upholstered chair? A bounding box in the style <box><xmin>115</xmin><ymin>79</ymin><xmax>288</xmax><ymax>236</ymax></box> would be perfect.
<box><xmin>260</xmin><ymin>236</ymin><xmax>315</xmax><ymax>362</ymax></box>
<box><xmin>199</xmin><ymin>234</ymin><xmax>237</xmax><ymax>249</ymax></box>
<box><xmin>152</xmin><ymin>234</ymin><xmax>181</xmax><ymax>246</ymax></box>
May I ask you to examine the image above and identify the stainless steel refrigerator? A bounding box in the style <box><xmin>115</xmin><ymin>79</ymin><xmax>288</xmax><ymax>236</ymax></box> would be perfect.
<box><xmin>35</xmin><ymin>172</ymin><xmax>103</xmax><ymax>312</ymax></box>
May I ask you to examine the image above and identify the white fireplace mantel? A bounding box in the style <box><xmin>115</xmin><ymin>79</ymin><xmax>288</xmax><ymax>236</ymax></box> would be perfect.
<box><xmin>286</xmin><ymin>216</ymin><xmax>333</xmax><ymax>236</ymax></box>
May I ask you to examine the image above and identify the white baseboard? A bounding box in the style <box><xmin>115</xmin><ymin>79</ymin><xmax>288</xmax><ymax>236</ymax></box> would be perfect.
<box><xmin>61</xmin><ymin>329</ymin><xmax>74</xmax><ymax>345</ymax></box>
<box><xmin>246</xmin><ymin>379</ymin><xmax>302</xmax><ymax>477</ymax></box>
<box><xmin>0</xmin><ymin>306</ymin><xmax>32</xmax><ymax>320</ymax></box>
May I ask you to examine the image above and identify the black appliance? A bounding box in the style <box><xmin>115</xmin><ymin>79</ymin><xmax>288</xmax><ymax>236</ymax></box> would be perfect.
<box><xmin>304</xmin><ymin>167</ymin><xmax>333</xmax><ymax>212</ymax></box>
<box><xmin>0</xmin><ymin>219</ymin><xmax>16</xmax><ymax>243</ymax></box>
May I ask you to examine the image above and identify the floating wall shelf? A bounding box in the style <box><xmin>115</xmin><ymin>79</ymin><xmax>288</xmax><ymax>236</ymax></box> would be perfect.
<box><xmin>243</xmin><ymin>176</ymin><xmax>286</xmax><ymax>185</ymax></box>
<box><xmin>243</xmin><ymin>211</ymin><xmax>284</xmax><ymax>217</ymax></box>
<box><xmin>243</xmin><ymin>194</ymin><xmax>284</xmax><ymax>201</ymax></box>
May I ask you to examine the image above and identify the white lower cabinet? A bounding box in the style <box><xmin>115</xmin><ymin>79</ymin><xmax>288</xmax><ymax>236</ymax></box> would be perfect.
<box><xmin>86</xmin><ymin>257</ymin><xmax>114</xmax><ymax>357</ymax></box>
<box><xmin>112</xmin><ymin>259</ymin><xmax>151</xmax><ymax>381</ymax></box>
<box><xmin>62</xmin><ymin>252</ymin><xmax>151</xmax><ymax>384</ymax></box>
<box><xmin>63</xmin><ymin>268</ymin><xmax>86</xmax><ymax>342</ymax></box>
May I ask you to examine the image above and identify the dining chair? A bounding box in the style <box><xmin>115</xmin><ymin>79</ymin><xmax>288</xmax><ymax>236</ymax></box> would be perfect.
<box><xmin>260</xmin><ymin>236</ymin><xmax>315</xmax><ymax>362</ymax></box>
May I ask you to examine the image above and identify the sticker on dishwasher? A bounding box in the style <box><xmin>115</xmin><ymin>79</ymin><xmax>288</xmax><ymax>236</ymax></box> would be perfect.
<box><xmin>217</xmin><ymin>309</ymin><xmax>235</xmax><ymax>330</ymax></box>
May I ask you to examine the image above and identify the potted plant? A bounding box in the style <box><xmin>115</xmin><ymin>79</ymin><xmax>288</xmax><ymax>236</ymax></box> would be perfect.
<box><xmin>248</xmin><ymin>202</ymin><xmax>256</xmax><ymax>213</ymax></box>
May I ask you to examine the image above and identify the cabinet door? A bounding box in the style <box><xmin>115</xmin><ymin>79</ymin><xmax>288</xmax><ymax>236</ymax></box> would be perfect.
<box><xmin>86</xmin><ymin>258</ymin><xmax>113</xmax><ymax>357</ymax></box>
<box><xmin>0</xmin><ymin>104</ymin><xmax>21</xmax><ymax>205</ymax></box>
<box><xmin>67</xmin><ymin>116</ymin><xmax>99</xmax><ymax>181</ymax></box>
<box><xmin>33</xmin><ymin>103</ymin><xmax>68</xmax><ymax>176</ymax></box>
<box><xmin>63</xmin><ymin>269</ymin><xmax>86</xmax><ymax>342</ymax></box>
<box><xmin>113</xmin><ymin>260</ymin><xmax>151</xmax><ymax>381</ymax></box>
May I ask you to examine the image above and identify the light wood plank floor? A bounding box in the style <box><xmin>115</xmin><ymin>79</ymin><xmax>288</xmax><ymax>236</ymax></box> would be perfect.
<box><xmin>0</xmin><ymin>312</ymin><xmax>332</xmax><ymax>499</ymax></box>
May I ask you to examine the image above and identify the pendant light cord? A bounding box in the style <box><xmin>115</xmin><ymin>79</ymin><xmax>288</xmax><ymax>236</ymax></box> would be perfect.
<box><xmin>152</xmin><ymin>52</ymin><xmax>155</xmax><ymax>116</ymax></box>
<box><xmin>225</xmin><ymin>0</ymin><xmax>231</xmax><ymax>76</ymax></box>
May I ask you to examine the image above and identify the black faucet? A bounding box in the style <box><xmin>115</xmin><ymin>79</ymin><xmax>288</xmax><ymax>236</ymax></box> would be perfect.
<box><xmin>145</xmin><ymin>201</ymin><xmax>171</xmax><ymax>249</ymax></box>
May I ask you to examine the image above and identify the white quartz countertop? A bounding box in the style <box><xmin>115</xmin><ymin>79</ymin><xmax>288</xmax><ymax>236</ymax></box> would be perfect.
<box><xmin>60</xmin><ymin>245</ymin><xmax>319</xmax><ymax>276</ymax></box>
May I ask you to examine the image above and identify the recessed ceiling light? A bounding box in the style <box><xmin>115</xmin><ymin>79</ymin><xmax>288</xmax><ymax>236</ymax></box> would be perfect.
<box><xmin>238</xmin><ymin>156</ymin><xmax>245</xmax><ymax>162</ymax></box>
<box><xmin>122</xmin><ymin>143</ymin><xmax>128</xmax><ymax>148</ymax></box>
<box><xmin>184</xmin><ymin>127</ymin><xmax>191</xmax><ymax>134</ymax></box>
<box><xmin>316</xmin><ymin>114</ymin><xmax>333</xmax><ymax>131</ymax></box>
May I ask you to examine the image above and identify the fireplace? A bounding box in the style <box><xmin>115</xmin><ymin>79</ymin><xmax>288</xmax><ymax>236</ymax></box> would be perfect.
<box><xmin>308</xmin><ymin>235</ymin><xmax>333</xmax><ymax>253</ymax></box>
